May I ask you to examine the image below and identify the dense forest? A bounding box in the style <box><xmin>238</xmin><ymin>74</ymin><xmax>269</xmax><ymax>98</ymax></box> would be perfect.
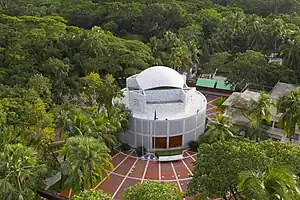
<box><xmin>1</xmin><ymin>0</ymin><xmax>300</xmax><ymax>90</ymax></box>
<box><xmin>1</xmin><ymin>0</ymin><xmax>300</xmax><ymax>199</ymax></box>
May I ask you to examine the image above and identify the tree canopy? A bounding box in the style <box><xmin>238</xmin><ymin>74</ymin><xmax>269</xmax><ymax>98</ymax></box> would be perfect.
<box><xmin>188</xmin><ymin>140</ymin><xmax>300</xmax><ymax>199</ymax></box>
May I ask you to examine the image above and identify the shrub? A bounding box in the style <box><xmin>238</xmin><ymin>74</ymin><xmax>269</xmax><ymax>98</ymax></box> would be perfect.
<box><xmin>155</xmin><ymin>149</ymin><xmax>182</xmax><ymax>157</ymax></box>
<box><xmin>198</xmin><ymin>133</ymin><xmax>210</xmax><ymax>144</ymax></box>
<box><xmin>121</xmin><ymin>143</ymin><xmax>131</xmax><ymax>151</ymax></box>
<box><xmin>123</xmin><ymin>180</ymin><xmax>181</xmax><ymax>200</ymax></box>
<box><xmin>73</xmin><ymin>189</ymin><xmax>112</xmax><ymax>200</ymax></box>
<box><xmin>136</xmin><ymin>146</ymin><xmax>147</xmax><ymax>157</ymax></box>
<box><xmin>188</xmin><ymin>140</ymin><xmax>199</xmax><ymax>152</ymax></box>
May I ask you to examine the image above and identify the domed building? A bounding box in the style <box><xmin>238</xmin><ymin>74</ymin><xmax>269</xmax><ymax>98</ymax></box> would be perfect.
<box><xmin>116</xmin><ymin>66</ymin><xmax>207</xmax><ymax>150</ymax></box>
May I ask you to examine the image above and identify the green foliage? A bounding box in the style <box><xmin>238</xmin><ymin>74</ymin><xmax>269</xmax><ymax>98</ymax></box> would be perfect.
<box><xmin>277</xmin><ymin>89</ymin><xmax>300</xmax><ymax>140</ymax></box>
<box><xmin>155</xmin><ymin>149</ymin><xmax>183</xmax><ymax>157</ymax></box>
<box><xmin>123</xmin><ymin>180</ymin><xmax>182</xmax><ymax>200</ymax></box>
<box><xmin>0</xmin><ymin>144</ymin><xmax>46</xmax><ymax>200</ymax></box>
<box><xmin>80</xmin><ymin>73</ymin><xmax>123</xmax><ymax>107</ymax></box>
<box><xmin>188</xmin><ymin>140</ymin><xmax>300</xmax><ymax>199</ymax></box>
<box><xmin>238</xmin><ymin>168</ymin><xmax>300</xmax><ymax>200</ymax></box>
<box><xmin>73</xmin><ymin>189</ymin><xmax>112</xmax><ymax>200</ymax></box>
<box><xmin>245</xmin><ymin>92</ymin><xmax>273</xmax><ymax>141</ymax></box>
<box><xmin>135</xmin><ymin>146</ymin><xmax>147</xmax><ymax>157</ymax></box>
<box><xmin>188</xmin><ymin>140</ymin><xmax>199</xmax><ymax>152</ymax></box>
<box><xmin>149</xmin><ymin>31</ymin><xmax>201</xmax><ymax>72</ymax></box>
<box><xmin>2</xmin><ymin>0</ymin><xmax>300</xmax><ymax>199</ymax></box>
<box><xmin>203</xmin><ymin>114</ymin><xmax>235</xmax><ymax>143</ymax></box>
<box><xmin>121</xmin><ymin>143</ymin><xmax>132</xmax><ymax>151</ymax></box>
<box><xmin>212</xmin><ymin>96</ymin><xmax>226</xmax><ymax>112</ymax></box>
<box><xmin>226</xmin><ymin>50</ymin><xmax>298</xmax><ymax>89</ymax></box>
<box><xmin>61</xmin><ymin>136</ymin><xmax>113</xmax><ymax>192</ymax></box>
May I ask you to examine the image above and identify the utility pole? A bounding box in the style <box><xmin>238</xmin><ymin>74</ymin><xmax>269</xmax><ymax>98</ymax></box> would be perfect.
<box><xmin>153</xmin><ymin>110</ymin><xmax>158</xmax><ymax>160</ymax></box>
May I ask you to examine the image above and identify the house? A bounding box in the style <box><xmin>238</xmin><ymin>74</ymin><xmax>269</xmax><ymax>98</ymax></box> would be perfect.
<box><xmin>223</xmin><ymin>82</ymin><xmax>300</xmax><ymax>144</ymax></box>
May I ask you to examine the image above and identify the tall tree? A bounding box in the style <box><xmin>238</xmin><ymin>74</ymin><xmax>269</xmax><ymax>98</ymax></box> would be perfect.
<box><xmin>277</xmin><ymin>89</ymin><xmax>300</xmax><ymax>141</ymax></box>
<box><xmin>61</xmin><ymin>136</ymin><xmax>113</xmax><ymax>192</ymax></box>
<box><xmin>245</xmin><ymin>92</ymin><xmax>273</xmax><ymax>141</ymax></box>
<box><xmin>280</xmin><ymin>36</ymin><xmax>300</xmax><ymax>72</ymax></box>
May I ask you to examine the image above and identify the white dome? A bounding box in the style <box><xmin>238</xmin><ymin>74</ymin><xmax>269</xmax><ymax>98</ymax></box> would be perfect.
<box><xmin>136</xmin><ymin>66</ymin><xmax>184</xmax><ymax>90</ymax></box>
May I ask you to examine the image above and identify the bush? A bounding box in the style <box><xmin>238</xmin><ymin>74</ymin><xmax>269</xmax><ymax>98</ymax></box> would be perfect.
<box><xmin>188</xmin><ymin>140</ymin><xmax>199</xmax><ymax>152</ymax></box>
<box><xmin>73</xmin><ymin>189</ymin><xmax>112</xmax><ymax>200</ymax></box>
<box><xmin>121</xmin><ymin>143</ymin><xmax>131</xmax><ymax>151</ymax></box>
<box><xmin>155</xmin><ymin>149</ymin><xmax>182</xmax><ymax>157</ymax></box>
<box><xmin>136</xmin><ymin>146</ymin><xmax>147</xmax><ymax>157</ymax></box>
<box><xmin>198</xmin><ymin>133</ymin><xmax>210</xmax><ymax>144</ymax></box>
<box><xmin>123</xmin><ymin>180</ymin><xmax>181</xmax><ymax>200</ymax></box>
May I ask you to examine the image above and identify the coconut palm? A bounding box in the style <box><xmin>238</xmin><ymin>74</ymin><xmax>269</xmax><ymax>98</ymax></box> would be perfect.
<box><xmin>244</xmin><ymin>15</ymin><xmax>267</xmax><ymax>51</ymax></box>
<box><xmin>204</xmin><ymin>114</ymin><xmax>235</xmax><ymax>143</ymax></box>
<box><xmin>280</xmin><ymin>36</ymin><xmax>300</xmax><ymax>71</ymax></box>
<box><xmin>269</xmin><ymin>18</ymin><xmax>284</xmax><ymax>53</ymax></box>
<box><xmin>238</xmin><ymin>168</ymin><xmax>300</xmax><ymax>200</ymax></box>
<box><xmin>0</xmin><ymin>144</ymin><xmax>45</xmax><ymax>200</ymax></box>
<box><xmin>245</xmin><ymin>92</ymin><xmax>273</xmax><ymax>141</ymax></box>
<box><xmin>277</xmin><ymin>89</ymin><xmax>300</xmax><ymax>141</ymax></box>
<box><xmin>61</xmin><ymin>136</ymin><xmax>113</xmax><ymax>192</ymax></box>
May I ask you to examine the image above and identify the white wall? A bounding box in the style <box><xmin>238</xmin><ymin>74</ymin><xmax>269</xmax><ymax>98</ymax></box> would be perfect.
<box><xmin>128</xmin><ymin>91</ymin><xmax>146</xmax><ymax>113</ymax></box>
<box><xmin>146</xmin><ymin>102</ymin><xmax>185</xmax><ymax>116</ymax></box>
<box><xmin>145</xmin><ymin>89</ymin><xmax>181</xmax><ymax>102</ymax></box>
<box><xmin>127</xmin><ymin>77</ymin><xmax>139</xmax><ymax>89</ymax></box>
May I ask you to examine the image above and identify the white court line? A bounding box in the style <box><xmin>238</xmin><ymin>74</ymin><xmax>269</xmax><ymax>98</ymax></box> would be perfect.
<box><xmin>93</xmin><ymin>151</ymin><xmax>133</xmax><ymax>189</ymax></box>
<box><xmin>112</xmin><ymin>152</ymin><xmax>121</xmax><ymax>159</ymax></box>
<box><xmin>181</xmin><ymin>159</ymin><xmax>193</xmax><ymax>176</ymax></box>
<box><xmin>141</xmin><ymin>160</ymin><xmax>149</xmax><ymax>183</ymax></box>
<box><xmin>171</xmin><ymin>162</ymin><xmax>185</xmax><ymax>200</ymax></box>
<box><xmin>159</xmin><ymin>161</ymin><xmax>161</xmax><ymax>181</ymax></box>
<box><xmin>185</xmin><ymin>151</ymin><xmax>196</xmax><ymax>162</ymax></box>
<box><xmin>68</xmin><ymin>188</ymin><xmax>72</xmax><ymax>198</ymax></box>
<box><xmin>207</xmin><ymin>98</ymin><xmax>218</xmax><ymax>104</ymax></box>
<box><xmin>207</xmin><ymin>111</ymin><xmax>221</xmax><ymax>116</ymax></box>
<box><xmin>119</xmin><ymin>151</ymin><xmax>197</xmax><ymax>160</ymax></box>
<box><xmin>108</xmin><ymin>171</ymin><xmax>192</xmax><ymax>182</ymax></box>
<box><xmin>206</xmin><ymin>106</ymin><xmax>216</xmax><ymax>111</ymax></box>
<box><xmin>112</xmin><ymin>158</ymin><xmax>139</xmax><ymax>199</ymax></box>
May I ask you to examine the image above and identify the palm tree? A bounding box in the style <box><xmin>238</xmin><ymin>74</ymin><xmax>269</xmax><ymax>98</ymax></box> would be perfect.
<box><xmin>269</xmin><ymin>18</ymin><xmax>284</xmax><ymax>53</ymax></box>
<box><xmin>238</xmin><ymin>168</ymin><xmax>300</xmax><ymax>200</ymax></box>
<box><xmin>245</xmin><ymin>92</ymin><xmax>273</xmax><ymax>141</ymax></box>
<box><xmin>61</xmin><ymin>136</ymin><xmax>113</xmax><ymax>192</ymax></box>
<box><xmin>244</xmin><ymin>15</ymin><xmax>267</xmax><ymax>51</ymax></box>
<box><xmin>203</xmin><ymin>114</ymin><xmax>235</xmax><ymax>143</ymax></box>
<box><xmin>0</xmin><ymin>144</ymin><xmax>45</xmax><ymax>200</ymax></box>
<box><xmin>277</xmin><ymin>89</ymin><xmax>300</xmax><ymax>141</ymax></box>
<box><xmin>280</xmin><ymin>36</ymin><xmax>300</xmax><ymax>71</ymax></box>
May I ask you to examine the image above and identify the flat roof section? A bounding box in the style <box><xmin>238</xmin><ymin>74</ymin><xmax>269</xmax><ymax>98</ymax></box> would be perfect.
<box><xmin>196</xmin><ymin>78</ymin><xmax>216</xmax><ymax>88</ymax></box>
<box><xmin>216</xmin><ymin>80</ymin><xmax>235</xmax><ymax>91</ymax></box>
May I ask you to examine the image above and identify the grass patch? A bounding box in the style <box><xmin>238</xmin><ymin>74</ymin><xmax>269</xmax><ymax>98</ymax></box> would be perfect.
<box><xmin>155</xmin><ymin>149</ymin><xmax>182</xmax><ymax>157</ymax></box>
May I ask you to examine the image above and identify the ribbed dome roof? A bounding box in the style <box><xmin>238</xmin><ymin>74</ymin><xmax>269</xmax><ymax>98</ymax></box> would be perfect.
<box><xmin>136</xmin><ymin>66</ymin><xmax>184</xmax><ymax>90</ymax></box>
